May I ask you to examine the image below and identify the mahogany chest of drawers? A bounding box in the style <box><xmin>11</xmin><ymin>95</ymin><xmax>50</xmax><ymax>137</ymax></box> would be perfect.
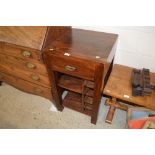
<box><xmin>43</xmin><ymin>29</ymin><xmax>118</xmax><ymax>124</ymax></box>
<box><xmin>0</xmin><ymin>26</ymin><xmax>70</xmax><ymax>100</ymax></box>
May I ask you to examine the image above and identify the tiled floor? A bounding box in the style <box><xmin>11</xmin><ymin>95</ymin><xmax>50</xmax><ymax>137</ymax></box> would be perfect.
<box><xmin>0</xmin><ymin>83</ymin><xmax>127</xmax><ymax>128</ymax></box>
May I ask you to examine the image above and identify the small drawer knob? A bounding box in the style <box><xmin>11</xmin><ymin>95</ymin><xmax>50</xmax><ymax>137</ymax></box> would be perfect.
<box><xmin>31</xmin><ymin>74</ymin><xmax>40</xmax><ymax>81</ymax></box>
<box><xmin>22</xmin><ymin>51</ymin><xmax>31</xmax><ymax>58</ymax></box>
<box><xmin>26</xmin><ymin>63</ymin><xmax>36</xmax><ymax>69</ymax></box>
<box><xmin>65</xmin><ymin>65</ymin><xmax>76</xmax><ymax>71</ymax></box>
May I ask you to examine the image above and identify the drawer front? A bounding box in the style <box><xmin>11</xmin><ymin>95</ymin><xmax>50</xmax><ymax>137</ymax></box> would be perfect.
<box><xmin>49</xmin><ymin>55</ymin><xmax>97</xmax><ymax>80</ymax></box>
<box><xmin>0</xmin><ymin>63</ymin><xmax>50</xmax><ymax>88</ymax></box>
<box><xmin>0</xmin><ymin>71</ymin><xmax>52</xmax><ymax>100</ymax></box>
<box><xmin>0</xmin><ymin>53</ymin><xmax>48</xmax><ymax>76</ymax></box>
<box><xmin>0</xmin><ymin>42</ymin><xmax>41</xmax><ymax>62</ymax></box>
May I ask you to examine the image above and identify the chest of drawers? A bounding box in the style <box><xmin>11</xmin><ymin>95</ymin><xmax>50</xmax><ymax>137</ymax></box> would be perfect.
<box><xmin>0</xmin><ymin>26</ymin><xmax>71</xmax><ymax>101</ymax></box>
<box><xmin>43</xmin><ymin>29</ymin><xmax>118</xmax><ymax>124</ymax></box>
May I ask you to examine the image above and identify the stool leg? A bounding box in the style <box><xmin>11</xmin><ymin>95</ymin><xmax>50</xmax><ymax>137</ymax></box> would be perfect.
<box><xmin>105</xmin><ymin>105</ymin><xmax>116</xmax><ymax>124</ymax></box>
<box><xmin>105</xmin><ymin>98</ymin><xmax>117</xmax><ymax>124</ymax></box>
<box><xmin>105</xmin><ymin>98</ymin><xmax>128</xmax><ymax>124</ymax></box>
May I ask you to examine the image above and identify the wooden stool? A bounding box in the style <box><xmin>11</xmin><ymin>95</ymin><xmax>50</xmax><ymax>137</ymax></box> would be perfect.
<box><xmin>104</xmin><ymin>64</ymin><xmax>155</xmax><ymax>124</ymax></box>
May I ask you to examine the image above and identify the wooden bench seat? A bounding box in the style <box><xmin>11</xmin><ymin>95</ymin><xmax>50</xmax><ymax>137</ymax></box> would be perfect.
<box><xmin>103</xmin><ymin>64</ymin><xmax>155</xmax><ymax>124</ymax></box>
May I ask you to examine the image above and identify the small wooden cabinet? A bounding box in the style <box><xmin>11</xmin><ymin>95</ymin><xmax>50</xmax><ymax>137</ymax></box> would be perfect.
<box><xmin>43</xmin><ymin>29</ymin><xmax>118</xmax><ymax>124</ymax></box>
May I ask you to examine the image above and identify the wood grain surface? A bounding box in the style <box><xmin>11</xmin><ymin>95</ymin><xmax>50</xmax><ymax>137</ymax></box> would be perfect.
<box><xmin>104</xmin><ymin>64</ymin><xmax>155</xmax><ymax>110</ymax></box>
<box><xmin>0</xmin><ymin>26</ymin><xmax>47</xmax><ymax>50</ymax></box>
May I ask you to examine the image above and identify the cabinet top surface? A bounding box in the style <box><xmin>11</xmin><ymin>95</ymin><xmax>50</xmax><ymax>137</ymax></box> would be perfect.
<box><xmin>0</xmin><ymin>26</ymin><xmax>47</xmax><ymax>50</ymax></box>
<box><xmin>44</xmin><ymin>28</ymin><xmax>118</xmax><ymax>63</ymax></box>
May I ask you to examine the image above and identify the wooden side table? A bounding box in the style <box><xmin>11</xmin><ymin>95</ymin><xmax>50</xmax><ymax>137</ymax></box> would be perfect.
<box><xmin>43</xmin><ymin>28</ymin><xmax>118</xmax><ymax>124</ymax></box>
<box><xmin>104</xmin><ymin>64</ymin><xmax>155</xmax><ymax>124</ymax></box>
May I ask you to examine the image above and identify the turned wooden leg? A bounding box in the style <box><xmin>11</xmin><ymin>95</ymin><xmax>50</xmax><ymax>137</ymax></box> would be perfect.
<box><xmin>105</xmin><ymin>98</ymin><xmax>128</xmax><ymax>124</ymax></box>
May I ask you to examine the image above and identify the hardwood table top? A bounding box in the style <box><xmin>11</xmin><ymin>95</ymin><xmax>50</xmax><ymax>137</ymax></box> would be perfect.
<box><xmin>104</xmin><ymin>64</ymin><xmax>155</xmax><ymax>109</ymax></box>
<box><xmin>43</xmin><ymin>28</ymin><xmax>118</xmax><ymax>64</ymax></box>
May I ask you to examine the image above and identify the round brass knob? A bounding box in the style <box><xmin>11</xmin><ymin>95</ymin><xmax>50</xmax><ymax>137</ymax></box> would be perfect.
<box><xmin>31</xmin><ymin>74</ymin><xmax>40</xmax><ymax>81</ymax></box>
<box><xmin>22</xmin><ymin>51</ymin><xmax>31</xmax><ymax>58</ymax></box>
<box><xmin>26</xmin><ymin>63</ymin><xmax>36</xmax><ymax>69</ymax></box>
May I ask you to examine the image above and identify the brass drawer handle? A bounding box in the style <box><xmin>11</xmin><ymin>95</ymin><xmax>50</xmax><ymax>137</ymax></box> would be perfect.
<box><xmin>65</xmin><ymin>65</ymin><xmax>76</xmax><ymax>71</ymax></box>
<box><xmin>31</xmin><ymin>75</ymin><xmax>40</xmax><ymax>81</ymax></box>
<box><xmin>26</xmin><ymin>63</ymin><xmax>36</xmax><ymax>69</ymax></box>
<box><xmin>22</xmin><ymin>51</ymin><xmax>31</xmax><ymax>58</ymax></box>
<box><xmin>34</xmin><ymin>88</ymin><xmax>43</xmax><ymax>93</ymax></box>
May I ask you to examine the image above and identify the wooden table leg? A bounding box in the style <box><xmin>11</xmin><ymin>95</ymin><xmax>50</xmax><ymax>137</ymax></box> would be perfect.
<box><xmin>0</xmin><ymin>81</ymin><xmax>2</xmax><ymax>86</ymax></box>
<box><xmin>105</xmin><ymin>98</ymin><xmax>128</xmax><ymax>124</ymax></box>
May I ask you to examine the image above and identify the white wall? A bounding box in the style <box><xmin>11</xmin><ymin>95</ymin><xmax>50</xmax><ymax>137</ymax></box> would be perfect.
<box><xmin>73</xmin><ymin>26</ymin><xmax>155</xmax><ymax>72</ymax></box>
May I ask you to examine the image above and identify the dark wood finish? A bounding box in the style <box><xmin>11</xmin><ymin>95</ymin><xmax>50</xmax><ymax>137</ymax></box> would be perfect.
<box><xmin>0</xmin><ymin>53</ymin><xmax>48</xmax><ymax>76</ymax></box>
<box><xmin>43</xmin><ymin>26</ymin><xmax>71</xmax><ymax>49</ymax></box>
<box><xmin>86</xmin><ymin>81</ymin><xmax>94</xmax><ymax>89</ymax></box>
<box><xmin>43</xmin><ymin>28</ymin><xmax>118</xmax><ymax>124</ymax></box>
<box><xmin>104</xmin><ymin>64</ymin><xmax>155</xmax><ymax>124</ymax></box>
<box><xmin>63</xmin><ymin>91</ymin><xmax>92</xmax><ymax>116</ymax></box>
<box><xmin>0</xmin><ymin>26</ymin><xmax>70</xmax><ymax>101</ymax></box>
<box><xmin>43</xmin><ymin>28</ymin><xmax>117</xmax><ymax>62</ymax></box>
<box><xmin>85</xmin><ymin>89</ymin><xmax>94</xmax><ymax>97</ymax></box>
<box><xmin>0</xmin><ymin>63</ymin><xmax>50</xmax><ymax>87</ymax></box>
<box><xmin>43</xmin><ymin>53</ymin><xmax>64</xmax><ymax>111</ymax></box>
<box><xmin>0</xmin><ymin>26</ymin><xmax>47</xmax><ymax>50</ymax></box>
<box><xmin>0</xmin><ymin>42</ymin><xmax>42</xmax><ymax>62</ymax></box>
<box><xmin>46</xmin><ymin>50</ymin><xmax>97</xmax><ymax>80</ymax></box>
<box><xmin>91</xmin><ymin>63</ymin><xmax>104</xmax><ymax>124</ymax></box>
<box><xmin>58</xmin><ymin>74</ymin><xmax>83</xmax><ymax>93</ymax></box>
<box><xmin>0</xmin><ymin>71</ymin><xmax>52</xmax><ymax>100</ymax></box>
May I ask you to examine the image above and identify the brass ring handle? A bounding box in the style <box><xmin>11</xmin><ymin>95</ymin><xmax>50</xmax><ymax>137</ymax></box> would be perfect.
<box><xmin>31</xmin><ymin>75</ymin><xmax>40</xmax><ymax>81</ymax></box>
<box><xmin>22</xmin><ymin>51</ymin><xmax>31</xmax><ymax>58</ymax></box>
<box><xmin>26</xmin><ymin>63</ymin><xmax>36</xmax><ymax>69</ymax></box>
<box><xmin>65</xmin><ymin>65</ymin><xmax>76</xmax><ymax>71</ymax></box>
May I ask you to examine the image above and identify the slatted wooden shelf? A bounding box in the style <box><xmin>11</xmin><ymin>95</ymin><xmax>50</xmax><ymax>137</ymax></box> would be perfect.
<box><xmin>84</xmin><ymin>96</ymin><xmax>93</xmax><ymax>104</ymax></box>
<box><xmin>63</xmin><ymin>91</ymin><xmax>92</xmax><ymax>116</ymax></box>
<box><xmin>85</xmin><ymin>81</ymin><xmax>94</xmax><ymax>89</ymax></box>
<box><xmin>85</xmin><ymin>89</ymin><xmax>94</xmax><ymax>97</ymax></box>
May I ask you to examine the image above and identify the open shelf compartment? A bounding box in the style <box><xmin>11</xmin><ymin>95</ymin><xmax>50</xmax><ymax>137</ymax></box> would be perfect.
<box><xmin>58</xmin><ymin>74</ymin><xmax>83</xmax><ymax>94</ymax></box>
<box><xmin>58</xmin><ymin>74</ymin><xmax>95</xmax><ymax>116</ymax></box>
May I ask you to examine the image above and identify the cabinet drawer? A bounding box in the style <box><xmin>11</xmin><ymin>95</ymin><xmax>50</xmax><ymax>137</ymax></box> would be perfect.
<box><xmin>0</xmin><ymin>42</ymin><xmax>41</xmax><ymax>62</ymax></box>
<box><xmin>0</xmin><ymin>53</ymin><xmax>48</xmax><ymax>76</ymax></box>
<box><xmin>0</xmin><ymin>71</ymin><xmax>52</xmax><ymax>100</ymax></box>
<box><xmin>48</xmin><ymin>54</ymin><xmax>97</xmax><ymax>81</ymax></box>
<box><xmin>0</xmin><ymin>63</ymin><xmax>50</xmax><ymax>88</ymax></box>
